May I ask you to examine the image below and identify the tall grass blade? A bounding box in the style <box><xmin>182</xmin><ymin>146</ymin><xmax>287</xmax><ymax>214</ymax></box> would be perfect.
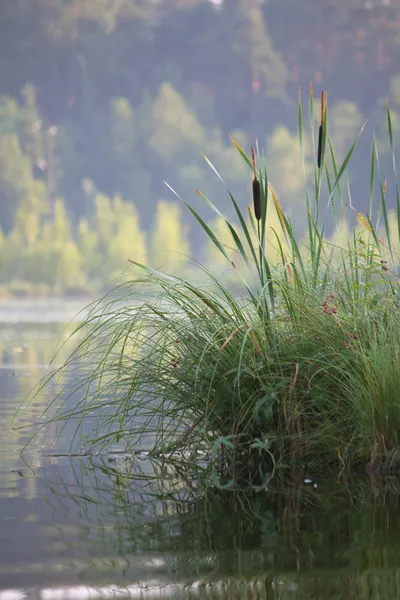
<box><xmin>379</xmin><ymin>180</ymin><xmax>393</xmax><ymax>260</ymax></box>
<box><xmin>227</xmin><ymin>190</ymin><xmax>260</xmax><ymax>276</ymax></box>
<box><xmin>298</xmin><ymin>87</ymin><xmax>314</xmax><ymax>263</ymax></box>
<box><xmin>328</xmin><ymin>119</ymin><xmax>369</xmax><ymax>204</ymax></box>
<box><xmin>397</xmin><ymin>187</ymin><xmax>400</xmax><ymax>248</ymax></box>
<box><xmin>197</xmin><ymin>154</ymin><xmax>261</xmax><ymax>275</ymax></box>
<box><xmin>194</xmin><ymin>189</ymin><xmax>252</xmax><ymax>271</ymax></box>
<box><xmin>387</xmin><ymin>100</ymin><xmax>397</xmax><ymax>180</ymax></box>
<box><xmin>328</xmin><ymin>138</ymin><xmax>344</xmax><ymax>209</ymax></box>
<box><xmin>324</xmin><ymin>160</ymin><xmax>337</xmax><ymax>226</ymax></box>
<box><xmin>369</xmin><ymin>136</ymin><xmax>376</xmax><ymax>217</ymax></box>
<box><xmin>229</xmin><ymin>135</ymin><xmax>253</xmax><ymax>170</ymax></box>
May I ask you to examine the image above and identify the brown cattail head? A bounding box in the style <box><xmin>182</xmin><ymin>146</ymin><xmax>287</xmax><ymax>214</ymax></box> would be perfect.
<box><xmin>317</xmin><ymin>90</ymin><xmax>326</xmax><ymax>169</ymax></box>
<box><xmin>317</xmin><ymin>125</ymin><xmax>323</xmax><ymax>169</ymax></box>
<box><xmin>253</xmin><ymin>179</ymin><xmax>261</xmax><ymax>221</ymax></box>
<box><xmin>251</xmin><ymin>146</ymin><xmax>261</xmax><ymax>221</ymax></box>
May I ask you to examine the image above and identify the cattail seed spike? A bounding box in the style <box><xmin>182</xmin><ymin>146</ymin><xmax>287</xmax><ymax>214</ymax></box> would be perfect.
<box><xmin>317</xmin><ymin>90</ymin><xmax>326</xmax><ymax>169</ymax></box>
<box><xmin>251</xmin><ymin>146</ymin><xmax>261</xmax><ymax>221</ymax></box>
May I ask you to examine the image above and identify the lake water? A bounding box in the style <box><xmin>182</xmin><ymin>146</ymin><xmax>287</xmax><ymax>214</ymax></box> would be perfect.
<box><xmin>1</xmin><ymin>300</ymin><xmax>400</xmax><ymax>600</ymax></box>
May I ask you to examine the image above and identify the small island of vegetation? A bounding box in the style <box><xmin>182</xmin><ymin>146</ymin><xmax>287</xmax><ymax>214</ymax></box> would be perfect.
<box><xmin>29</xmin><ymin>89</ymin><xmax>400</xmax><ymax>485</ymax></box>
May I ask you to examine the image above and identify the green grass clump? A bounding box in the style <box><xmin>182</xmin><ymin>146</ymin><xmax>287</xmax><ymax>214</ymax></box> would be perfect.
<box><xmin>27</xmin><ymin>88</ymin><xmax>400</xmax><ymax>478</ymax></box>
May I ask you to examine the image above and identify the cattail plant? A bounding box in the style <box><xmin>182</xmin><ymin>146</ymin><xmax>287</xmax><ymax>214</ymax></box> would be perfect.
<box><xmin>22</xmin><ymin>86</ymin><xmax>400</xmax><ymax>479</ymax></box>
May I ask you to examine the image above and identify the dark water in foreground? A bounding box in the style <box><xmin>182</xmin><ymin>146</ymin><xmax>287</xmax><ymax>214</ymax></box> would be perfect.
<box><xmin>2</xmin><ymin>301</ymin><xmax>400</xmax><ymax>600</ymax></box>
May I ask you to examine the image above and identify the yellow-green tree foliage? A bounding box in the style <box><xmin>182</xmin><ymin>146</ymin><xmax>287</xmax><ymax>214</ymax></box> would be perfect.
<box><xmin>78</xmin><ymin>192</ymin><xmax>147</xmax><ymax>283</ymax></box>
<box><xmin>110</xmin><ymin>97</ymin><xmax>136</xmax><ymax>167</ymax></box>
<box><xmin>0</xmin><ymin>134</ymin><xmax>42</xmax><ymax>230</ymax></box>
<box><xmin>150</xmin><ymin>200</ymin><xmax>189</xmax><ymax>273</ymax></box>
<box><xmin>22</xmin><ymin>198</ymin><xmax>84</xmax><ymax>289</ymax></box>
<box><xmin>1</xmin><ymin>197</ymin><xmax>85</xmax><ymax>290</ymax></box>
<box><xmin>149</xmin><ymin>84</ymin><xmax>206</xmax><ymax>161</ymax></box>
<box><xmin>205</xmin><ymin>216</ymin><xmax>236</xmax><ymax>276</ymax></box>
<box><xmin>328</xmin><ymin>100</ymin><xmax>364</xmax><ymax>161</ymax></box>
<box><xmin>232</xmin><ymin>0</ymin><xmax>289</xmax><ymax>98</ymax></box>
<box><xmin>265</xmin><ymin>126</ymin><xmax>313</xmax><ymax>228</ymax></box>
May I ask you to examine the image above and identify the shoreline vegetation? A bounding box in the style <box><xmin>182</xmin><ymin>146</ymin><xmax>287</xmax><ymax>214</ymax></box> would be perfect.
<box><xmin>26</xmin><ymin>88</ymin><xmax>400</xmax><ymax>484</ymax></box>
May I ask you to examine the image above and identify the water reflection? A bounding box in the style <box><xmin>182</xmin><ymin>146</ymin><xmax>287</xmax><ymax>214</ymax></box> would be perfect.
<box><xmin>2</xmin><ymin>453</ymin><xmax>399</xmax><ymax>599</ymax></box>
<box><xmin>1</xmin><ymin>309</ymin><xmax>400</xmax><ymax>599</ymax></box>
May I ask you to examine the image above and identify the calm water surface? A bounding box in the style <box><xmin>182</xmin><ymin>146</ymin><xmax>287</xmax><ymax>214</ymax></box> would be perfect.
<box><xmin>1</xmin><ymin>300</ymin><xmax>400</xmax><ymax>600</ymax></box>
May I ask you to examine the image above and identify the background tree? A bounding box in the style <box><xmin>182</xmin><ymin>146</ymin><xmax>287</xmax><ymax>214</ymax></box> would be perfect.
<box><xmin>150</xmin><ymin>200</ymin><xmax>189</xmax><ymax>274</ymax></box>
<box><xmin>78</xmin><ymin>190</ymin><xmax>147</xmax><ymax>284</ymax></box>
<box><xmin>1</xmin><ymin>0</ymin><xmax>400</xmax><ymax>293</ymax></box>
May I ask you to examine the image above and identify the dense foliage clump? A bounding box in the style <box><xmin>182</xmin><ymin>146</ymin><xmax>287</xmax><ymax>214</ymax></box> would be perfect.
<box><xmin>29</xmin><ymin>89</ymin><xmax>400</xmax><ymax>480</ymax></box>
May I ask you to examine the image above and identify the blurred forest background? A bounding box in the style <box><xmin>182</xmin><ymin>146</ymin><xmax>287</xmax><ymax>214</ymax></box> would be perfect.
<box><xmin>2</xmin><ymin>0</ymin><xmax>400</xmax><ymax>295</ymax></box>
